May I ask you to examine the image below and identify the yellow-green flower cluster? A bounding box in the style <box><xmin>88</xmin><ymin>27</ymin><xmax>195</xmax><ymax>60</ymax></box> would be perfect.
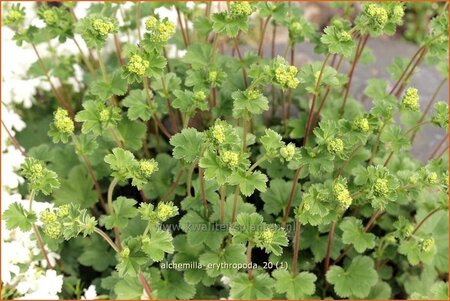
<box><xmin>208</xmin><ymin>71</ymin><xmax>218</xmax><ymax>84</ymax></box>
<box><xmin>145</xmin><ymin>17</ymin><xmax>176</xmax><ymax>43</ymax></box>
<box><xmin>365</xmin><ymin>4</ymin><xmax>388</xmax><ymax>28</ymax></box>
<box><xmin>333</xmin><ymin>183</ymin><xmax>352</xmax><ymax>209</ymax></box>
<box><xmin>259</xmin><ymin>229</ymin><xmax>274</xmax><ymax>245</ymax></box>
<box><xmin>156</xmin><ymin>202</ymin><xmax>178</xmax><ymax>222</ymax></box>
<box><xmin>40</xmin><ymin>210</ymin><xmax>58</xmax><ymax>224</ymax></box>
<box><xmin>42</xmin><ymin>9</ymin><xmax>58</xmax><ymax>25</ymax></box>
<box><xmin>4</xmin><ymin>8</ymin><xmax>25</xmax><ymax>26</ymax></box>
<box><xmin>327</xmin><ymin>138</ymin><xmax>344</xmax><ymax>155</ymax></box>
<box><xmin>337</xmin><ymin>30</ymin><xmax>352</xmax><ymax>42</ymax></box>
<box><xmin>374</xmin><ymin>178</ymin><xmax>389</xmax><ymax>197</ymax></box>
<box><xmin>40</xmin><ymin>209</ymin><xmax>62</xmax><ymax>239</ymax></box>
<box><xmin>420</xmin><ymin>238</ymin><xmax>434</xmax><ymax>253</ymax></box>
<box><xmin>120</xmin><ymin>247</ymin><xmax>130</xmax><ymax>258</ymax></box>
<box><xmin>275</xmin><ymin>64</ymin><xmax>299</xmax><ymax>89</ymax></box>
<box><xmin>54</xmin><ymin>108</ymin><xmax>74</xmax><ymax>134</ymax></box>
<box><xmin>229</xmin><ymin>2</ymin><xmax>253</xmax><ymax>18</ymax></box>
<box><xmin>99</xmin><ymin>108</ymin><xmax>111</xmax><ymax>123</ymax></box>
<box><xmin>56</xmin><ymin>205</ymin><xmax>70</xmax><ymax>217</ymax></box>
<box><xmin>352</xmin><ymin>117</ymin><xmax>370</xmax><ymax>132</ymax></box>
<box><xmin>289</xmin><ymin>22</ymin><xmax>303</xmax><ymax>36</ymax></box>
<box><xmin>222</xmin><ymin>151</ymin><xmax>239</xmax><ymax>168</ymax></box>
<box><xmin>426</xmin><ymin>172</ymin><xmax>438</xmax><ymax>185</ymax></box>
<box><xmin>401</xmin><ymin>87</ymin><xmax>420</xmax><ymax>111</ymax></box>
<box><xmin>127</xmin><ymin>54</ymin><xmax>149</xmax><ymax>76</ymax></box>
<box><xmin>29</xmin><ymin>162</ymin><xmax>44</xmax><ymax>181</ymax></box>
<box><xmin>245</xmin><ymin>89</ymin><xmax>262</xmax><ymax>101</ymax></box>
<box><xmin>139</xmin><ymin>159</ymin><xmax>159</xmax><ymax>178</ymax></box>
<box><xmin>391</xmin><ymin>5</ymin><xmax>405</xmax><ymax>25</ymax></box>
<box><xmin>92</xmin><ymin>18</ymin><xmax>116</xmax><ymax>36</ymax></box>
<box><xmin>212</xmin><ymin>124</ymin><xmax>225</xmax><ymax>144</ymax></box>
<box><xmin>280</xmin><ymin>143</ymin><xmax>295</xmax><ymax>161</ymax></box>
<box><xmin>194</xmin><ymin>91</ymin><xmax>207</xmax><ymax>102</ymax></box>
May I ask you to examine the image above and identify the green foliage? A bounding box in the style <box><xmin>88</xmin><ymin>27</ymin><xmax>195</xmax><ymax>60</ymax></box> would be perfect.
<box><xmin>5</xmin><ymin>1</ymin><xmax>448</xmax><ymax>300</ymax></box>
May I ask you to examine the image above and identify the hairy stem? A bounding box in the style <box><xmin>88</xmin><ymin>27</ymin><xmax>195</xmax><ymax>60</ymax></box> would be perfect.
<box><xmin>282</xmin><ymin>166</ymin><xmax>303</xmax><ymax>226</ymax></box>
<box><xmin>160</xmin><ymin>169</ymin><xmax>184</xmax><ymax>203</ymax></box>
<box><xmin>292</xmin><ymin>221</ymin><xmax>301</xmax><ymax>275</ymax></box>
<box><xmin>246</xmin><ymin>242</ymin><xmax>253</xmax><ymax>279</ymax></box>
<box><xmin>257</xmin><ymin>17</ymin><xmax>271</xmax><ymax>57</ymax></box>
<box><xmin>408</xmin><ymin>207</ymin><xmax>443</xmax><ymax>239</ymax></box>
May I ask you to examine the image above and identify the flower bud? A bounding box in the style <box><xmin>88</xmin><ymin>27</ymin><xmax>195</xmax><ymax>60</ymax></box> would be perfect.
<box><xmin>420</xmin><ymin>238</ymin><xmax>434</xmax><ymax>253</ymax></box>
<box><xmin>333</xmin><ymin>183</ymin><xmax>352</xmax><ymax>209</ymax></box>
<box><xmin>327</xmin><ymin>138</ymin><xmax>344</xmax><ymax>155</ymax></box>
<box><xmin>259</xmin><ymin>229</ymin><xmax>274</xmax><ymax>245</ymax></box>
<box><xmin>374</xmin><ymin>178</ymin><xmax>389</xmax><ymax>197</ymax></box>
<box><xmin>156</xmin><ymin>202</ymin><xmax>178</xmax><ymax>222</ymax></box>
<box><xmin>229</xmin><ymin>2</ymin><xmax>253</xmax><ymax>18</ymax></box>
<box><xmin>139</xmin><ymin>159</ymin><xmax>159</xmax><ymax>178</ymax></box>
<box><xmin>56</xmin><ymin>205</ymin><xmax>70</xmax><ymax>217</ymax></box>
<box><xmin>365</xmin><ymin>4</ymin><xmax>388</xmax><ymax>28</ymax></box>
<box><xmin>44</xmin><ymin>222</ymin><xmax>61</xmax><ymax>239</ymax></box>
<box><xmin>212</xmin><ymin>124</ymin><xmax>225</xmax><ymax>144</ymax></box>
<box><xmin>92</xmin><ymin>18</ymin><xmax>116</xmax><ymax>36</ymax></box>
<box><xmin>40</xmin><ymin>210</ymin><xmax>58</xmax><ymax>224</ymax></box>
<box><xmin>54</xmin><ymin>108</ymin><xmax>74</xmax><ymax>134</ymax></box>
<box><xmin>352</xmin><ymin>117</ymin><xmax>370</xmax><ymax>133</ymax></box>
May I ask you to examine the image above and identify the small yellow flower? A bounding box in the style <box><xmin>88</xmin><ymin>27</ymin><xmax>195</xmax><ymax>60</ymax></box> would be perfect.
<box><xmin>260</xmin><ymin>229</ymin><xmax>274</xmax><ymax>245</ymax></box>
<box><xmin>157</xmin><ymin>203</ymin><xmax>177</xmax><ymax>222</ymax></box>
<box><xmin>156</xmin><ymin>20</ymin><xmax>175</xmax><ymax>42</ymax></box>
<box><xmin>245</xmin><ymin>89</ymin><xmax>261</xmax><ymax>101</ymax></box>
<box><xmin>374</xmin><ymin>178</ymin><xmax>389</xmax><ymax>197</ymax></box>
<box><xmin>366</xmin><ymin>4</ymin><xmax>388</xmax><ymax>28</ymax></box>
<box><xmin>327</xmin><ymin>138</ymin><xmax>344</xmax><ymax>154</ymax></box>
<box><xmin>290</xmin><ymin>22</ymin><xmax>303</xmax><ymax>35</ymax></box>
<box><xmin>212</xmin><ymin>124</ymin><xmax>225</xmax><ymax>144</ymax></box>
<box><xmin>401</xmin><ymin>87</ymin><xmax>420</xmax><ymax>112</ymax></box>
<box><xmin>404</xmin><ymin>224</ymin><xmax>414</xmax><ymax>237</ymax></box>
<box><xmin>127</xmin><ymin>54</ymin><xmax>149</xmax><ymax>76</ymax></box>
<box><xmin>44</xmin><ymin>223</ymin><xmax>61</xmax><ymax>239</ymax></box>
<box><xmin>229</xmin><ymin>2</ymin><xmax>253</xmax><ymax>17</ymax></box>
<box><xmin>222</xmin><ymin>151</ymin><xmax>239</xmax><ymax>168</ymax></box>
<box><xmin>145</xmin><ymin>16</ymin><xmax>158</xmax><ymax>30</ymax></box>
<box><xmin>30</xmin><ymin>163</ymin><xmax>44</xmax><ymax>180</ymax></box>
<box><xmin>43</xmin><ymin>9</ymin><xmax>58</xmax><ymax>25</ymax></box>
<box><xmin>56</xmin><ymin>205</ymin><xmax>70</xmax><ymax>218</ymax></box>
<box><xmin>426</xmin><ymin>172</ymin><xmax>438</xmax><ymax>185</ymax></box>
<box><xmin>54</xmin><ymin>108</ymin><xmax>74</xmax><ymax>134</ymax></box>
<box><xmin>99</xmin><ymin>108</ymin><xmax>111</xmax><ymax>123</ymax></box>
<box><xmin>420</xmin><ymin>238</ymin><xmax>434</xmax><ymax>253</ymax></box>
<box><xmin>391</xmin><ymin>5</ymin><xmax>405</xmax><ymax>25</ymax></box>
<box><xmin>92</xmin><ymin>18</ymin><xmax>115</xmax><ymax>36</ymax></box>
<box><xmin>333</xmin><ymin>183</ymin><xmax>352</xmax><ymax>209</ymax></box>
<box><xmin>352</xmin><ymin>117</ymin><xmax>370</xmax><ymax>133</ymax></box>
<box><xmin>120</xmin><ymin>247</ymin><xmax>130</xmax><ymax>258</ymax></box>
<box><xmin>40</xmin><ymin>210</ymin><xmax>58</xmax><ymax>224</ymax></box>
<box><xmin>280</xmin><ymin>143</ymin><xmax>296</xmax><ymax>161</ymax></box>
<box><xmin>337</xmin><ymin>30</ymin><xmax>352</xmax><ymax>42</ymax></box>
<box><xmin>208</xmin><ymin>71</ymin><xmax>218</xmax><ymax>84</ymax></box>
<box><xmin>139</xmin><ymin>159</ymin><xmax>158</xmax><ymax>178</ymax></box>
<box><xmin>194</xmin><ymin>91</ymin><xmax>207</xmax><ymax>102</ymax></box>
<box><xmin>275</xmin><ymin>64</ymin><xmax>299</xmax><ymax>89</ymax></box>
<box><xmin>5</xmin><ymin>9</ymin><xmax>24</xmax><ymax>25</ymax></box>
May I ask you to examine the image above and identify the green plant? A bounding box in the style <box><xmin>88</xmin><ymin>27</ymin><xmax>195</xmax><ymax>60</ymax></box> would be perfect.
<box><xmin>2</xmin><ymin>1</ymin><xmax>448</xmax><ymax>300</ymax></box>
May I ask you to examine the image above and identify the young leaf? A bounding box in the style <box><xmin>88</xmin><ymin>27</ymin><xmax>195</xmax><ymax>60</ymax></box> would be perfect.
<box><xmin>122</xmin><ymin>89</ymin><xmax>152</xmax><ymax>121</ymax></box>
<box><xmin>326</xmin><ymin>255</ymin><xmax>378</xmax><ymax>298</ymax></box>
<box><xmin>142</xmin><ymin>229</ymin><xmax>174</xmax><ymax>262</ymax></box>
<box><xmin>101</xmin><ymin>197</ymin><xmax>138</xmax><ymax>229</ymax></box>
<box><xmin>199</xmin><ymin>244</ymin><xmax>246</xmax><ymax>277</ymax></box>
<box><xmin>230</xmin><ymin>272</ymin><xmax>275</xmax><ymax>300</ymax></box>
<box><xmin>170</xmin><ymin>128</ymin><xmax>204</xmax><ymax>163</ymax></box>
<box><xmin>3</xmin><ymin>202</ymin><xmax>37</xmax><ymax>232</ymax></box>
<box><xmin>339</xmin><ymin>217</ymin><xmax>376</xmax><ymax>253</ymax></box>
<box><xmin>228</xmin><ymin>170</ymin><xmax>268</xmax><ymax>197</ymax></box>
<box><xmin>273</xmin><ymin>269</ymin><xmax>317</xmax><ymax>300</ymax></box>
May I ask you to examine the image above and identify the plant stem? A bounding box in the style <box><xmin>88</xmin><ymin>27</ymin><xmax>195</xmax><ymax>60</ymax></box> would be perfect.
<box><xmin>71</xmin><ymin>134</ymin><xmax>107</xmax><ymax>211</ymax></box>
<box><xmin>199</xmin><ymin>167</ymin><xmax>209</xmax><ymax>213</ymax></box>
<box><xmin>368</xmin><ymin>121</ymin><xmax>387</xmax><ymax>165</ymax></box>
<box><xmin>246</xmin><ymin>242</ymin><xmax>253</xmax><ymax>279</ymax></box>
<box><xmin>394</xmin><ymin>47</ymin><xmax>428</xmax><ymax>98</ymax></box>
<box><xmin>233</xmin><ymin>35</ymin><xmax>248</xmax><ymax>88</ymax></box>
<box><xmin>136</xmin><ymin>1</ymin><xmax>142</xmax><ymax>41</ymax></box>
<box><xmin>428</xmin><ymin>135</ymin><xmax>448</xmax><ymax>160</ymax></box>
<box><xmin>94</xmin><ymin>227</ymin><xmax>120</xmax><ymax>253</ymax></box>
<box><xmin>242</xmin><ymin>111</ymin><xmax>248</xmax><ymax>152</ymax></box>
<box><xmin>73</xmin><ymin>37</ymin><xmax>95</xmax><ymax>75</ymax></box>
<box><xmin>231</xmin><ymin>186</ymin><xmax>240</xmax><ymax>223</ymax></box>
<box><xmin>339</xmin><ymin>34</ymin><xmax>368</xmax><ymax>116</ymax></box>
<box><xmin>411</xmin><ymin>78</ymin><xmax>446</xmax><ymax>143</ymax></box>
<box><xmin>160</xmin><ymin>169</ymin><xmax>184</xmax><ymax>203</ymax></box>
<box><xmin>257</xmin><ymin>17</ymin><xmax>271</xmax><ymax>57</ymax></box>
<box><xmin>176</xmin><ymin>7</ymin><xmax>188</xmax><ymax>47</ymax></box>
<box><xmin>324</xmin><ymin>221</ymin><xmax>335</xmax><ymax>275</ymax></box>
<box><xmin>220</xmin><ymin>186</ymin><xmax>226</xmax><ymax>224</ymax></box>
<box><xmin>282</xmin><ymin>166</ymin><xmax>303</xmax><ymax>227</ymax></box>
<box><xmin>32</xmin><ymin>224</ymin><xmax>53</xmax><ymax>269</ymax></box>
<box><xmin>186</xmin><ymin>161</ymin><xmax>196</xmax><ymax>197</ymax></box>
<box><xmin>143</xmin><ymin>77</ymin><xmax>171</xmax><ymax>138</ymax></box>
<box><xmin>31</xmin><ymin>43</ymin><xmax>74</xmax><ymax>118</ymax></box>
<box><xmin>304</xmin><ymin>53</ymin><xmax>331</xmax><ymax>146</ymax></box>
<box><xmin>107</xmin><ymin>178</ymin><xmax>121</xmax><ymax>246</ymax></box>
<box><xmin>248</xmin><ymin>156</ymin><xmax>267</xmax><ymax>172</ymax></box>
<box><xmin>138</xmin><ymin>272</ymin><xmax>154</xmax><ymax>300</ymax></box>
<box><xmin>292</xmin><ymin>221</ymin><xmax>301</xmax><ymax>275</ymax></box>
<box><xmin>1</xmin><ymin>120</ymin><xmax>27</xmax><ymax>156</ymax></box>
<box><xmin>408</xmin><ymin>207</ymin><xmax>443</xmax><ymax>239</ymax></box>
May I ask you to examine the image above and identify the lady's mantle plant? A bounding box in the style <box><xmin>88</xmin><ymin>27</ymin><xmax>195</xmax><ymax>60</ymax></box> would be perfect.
<box><xmin>2</xmin><ymin>1</ymin><xmax>449</xmax><ymax>300</ymax></box>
